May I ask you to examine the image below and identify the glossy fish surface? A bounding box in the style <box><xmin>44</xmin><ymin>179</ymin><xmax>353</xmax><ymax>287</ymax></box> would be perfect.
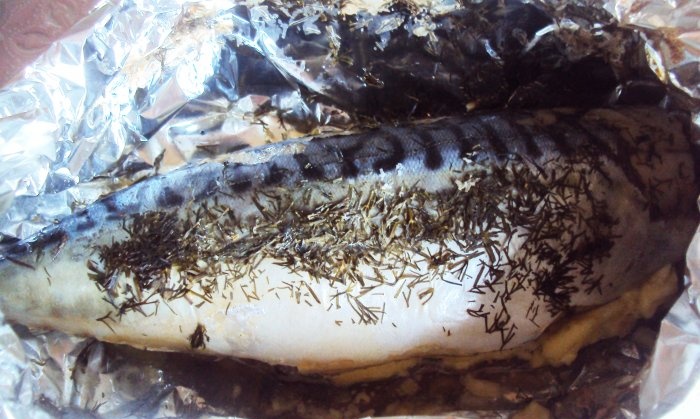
<box><xmin>0</xmin><ymin>107</ymin><xmax>696</xmax><ymax>371</ymax></box>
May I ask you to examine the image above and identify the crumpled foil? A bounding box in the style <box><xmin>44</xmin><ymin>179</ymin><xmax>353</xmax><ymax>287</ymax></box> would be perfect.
<box><xmin>0</xmin><ymin>0</ymin><xmax>699</xmax><ymax>418</ymax></box>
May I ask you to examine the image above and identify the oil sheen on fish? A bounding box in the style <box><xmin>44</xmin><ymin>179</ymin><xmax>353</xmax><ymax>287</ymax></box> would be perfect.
<box><xmin>0</xmin><ymin>107</ymin><xmax>696</xmax><ymax>372</ymax></box>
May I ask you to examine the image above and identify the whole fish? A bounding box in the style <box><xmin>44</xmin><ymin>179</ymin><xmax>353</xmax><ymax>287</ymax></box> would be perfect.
<box><xmin>0</xmin><ymin>107</ymin><xmax>696</xmax><ymax>372</ymax></box>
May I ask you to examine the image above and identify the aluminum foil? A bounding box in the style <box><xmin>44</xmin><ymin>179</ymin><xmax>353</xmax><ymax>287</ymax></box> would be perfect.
<box><xmin>0</xmin><ymin>0</ymin><xmax>699</xmax><ymax>417</ymax></box>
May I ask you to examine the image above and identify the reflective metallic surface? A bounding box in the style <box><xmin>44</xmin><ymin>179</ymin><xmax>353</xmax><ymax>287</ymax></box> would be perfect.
<box><xmin>0</xmin><ymin>0</ymin><xmax>699</xmax><ymax>417</ymax></box>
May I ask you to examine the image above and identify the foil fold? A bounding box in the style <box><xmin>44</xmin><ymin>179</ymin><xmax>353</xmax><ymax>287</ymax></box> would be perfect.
<box><xmin>0</xmin><ymin>0</ymin><xmax>699</xmax><ymax>417</ymax></box>
<box><xmin>639</xmin><ymin>231</ymin><xmax>700</xmax><ymax>417</ymax></box>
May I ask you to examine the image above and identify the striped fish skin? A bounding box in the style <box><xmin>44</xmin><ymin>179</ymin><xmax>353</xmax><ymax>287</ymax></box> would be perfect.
<box><xmin>0</xmin><ymin>107</ymin><xmax>696</xmax><ymax>371</ymax></box>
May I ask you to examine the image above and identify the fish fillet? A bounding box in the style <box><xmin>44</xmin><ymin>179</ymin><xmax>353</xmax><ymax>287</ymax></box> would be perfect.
<box><xmin>0</xmin><ymin>107</ymin><xmax>696</xmax><ymax>372</ymax></box>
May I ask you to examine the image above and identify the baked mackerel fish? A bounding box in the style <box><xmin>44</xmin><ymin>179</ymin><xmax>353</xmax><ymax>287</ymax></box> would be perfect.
<box><xmin>0</xmin><ymin>107</ymin><xmax>696</xmax><ymax>373</ymax></box>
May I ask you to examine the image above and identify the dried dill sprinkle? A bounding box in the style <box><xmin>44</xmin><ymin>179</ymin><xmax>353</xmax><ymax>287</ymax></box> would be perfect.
<box><xmin>87</xmin><ymin>211</ymin><xmax>204</xmax><ymax>316</ymax></box>
<box><xmin>85</xmin><ymin>131</ymin><xmax>665</xmax><ymax>348</ymax></box>
<box><xmin>189</xmin><ymin>323</ymin><xmax>210</xmax><ymax>349</ymax></box>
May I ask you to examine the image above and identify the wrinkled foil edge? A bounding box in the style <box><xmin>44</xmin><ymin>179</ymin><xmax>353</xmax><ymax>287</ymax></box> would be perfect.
<box><xmin>0</xmin><ymin>0</ymin><xmax>699</xmax><ymax>418</ymax></box>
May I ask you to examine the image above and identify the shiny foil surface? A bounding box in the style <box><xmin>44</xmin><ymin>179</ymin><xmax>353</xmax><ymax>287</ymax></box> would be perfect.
<box><xmin>0</xmin><ymin>1</ymin><xmax>699</xmax><ymax>418</ymax></box>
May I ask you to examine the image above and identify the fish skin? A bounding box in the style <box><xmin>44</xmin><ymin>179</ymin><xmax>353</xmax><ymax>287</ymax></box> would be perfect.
<box><xmin>0</xmin><ymin>107</ymin><xmax>696</xmax><ymax>370</ymax></box>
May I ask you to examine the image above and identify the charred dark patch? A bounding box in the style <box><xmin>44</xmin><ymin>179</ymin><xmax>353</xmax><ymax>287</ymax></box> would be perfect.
<box><xmin>5</xmin><ymin>228</ymin><xmax>67</xmax><ymax>258</ymax></box>
<box><xmin>293</xmin><ymin>154</ymin><xmax>324</xmax><ymax>180</ymax></box>
<box><xmin>157</xmin><ymin>187</ymin><xmax>185</xmax><ymax>207</ymax></box>
<box><xmin>559</xmin><ymin>116</ymin><xmax>648</xmax><ymax>195</ymax></box>
<box><xmin>264</xmin><ymin>164</ymin><xmax>288</xmax><ymax>186</ymax></box>
<box><xmin>341</xmin><ymin>160</ymin><xmax>359</xmax><ymax>178</ymax></box>
<box><xmin>4</xmin><ymin>255</ymin><xmax>35</xmax><ymax>270</ymax></box>
<box><xmin>444</xmin><ymin>122</ymin><xmax>476</xmax><ymax>158</ymax></box>
<box><xmin>105</xmin><ymin>213</ymin><xmax>123</xmax><ymax>221</ymax></box>
<box><xmin>194</xmin><ymin>179</ymin><xmax>219</xmax><ymax>201</ymax></box>
<box><xmin>0</xmin><ymin>235</ymin><xmax>20</xmax><ymax>246</ymax></box>
<box><xmin>372</xmin><ymin>132</ymin><xmax>406</xmax><ymax>173</ymax></box>
<box><xmin>559</xmin><ymin>118</ymin><xmax>613</xmax><ymax>158</ymax></box>
<box><xmin>473</xmin><ymin>119</ymin><xmax>509</xmax><ymax>157</ymax></box>
<box><xmin>539</xmin><ymin>120</ymin><xmax>576</xmax><ymax>156</ymax></box>
<box><xmin>338</xmin><ymin>142</ymin><xmax>363</xmax><ymax>178</ymax></box>
<box><xmin>99</xmin><ymin>193</ymin><xmax>138</xmax><ymax>216</ymax></box>
<box><xmin>509</xmin><ymin>120</ymin><xmax>542</xmax><ymax>158</ymax></box>
<box><xmin>230</xmin><ymin>178</ymin><xmax>253</xmax><ymax>194</ymax></box>
<box><xmin>416</xmin><ymin>130</ymin><xmax>443</xmax><ymax>170</ymax></box>
<box><xmin>75</xmin><ymin>216</ymin><xmax>97</xmax><ymax>232</ymax></box>
<box><xmin>224</xmin><ymin>163</ymin><xmax>254</xmax><ymax>193</ymax></box>
<box><xmin>35</xmin><ymin>228</ymin><xmax>67</xmax><ymax>249</ymax></box>
<box><xmin>100</xmin><ymin>195</ymin><xmax>119</xmax><ymax>213</ymax></box>
<box><xmin>189</xmin><ymin>323</ymin><xmax>210</xmax><ymax>349</ymax></box>
<box><xmin>648</xmin><ymin>202</ymin><xmax>664</xmax><ymax>222</ymax></box>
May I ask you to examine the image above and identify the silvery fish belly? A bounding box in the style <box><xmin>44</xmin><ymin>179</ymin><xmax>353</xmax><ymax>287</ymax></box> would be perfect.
<box><xmin>0</xmin><ymin>108</ymin><xmax>696</xmax><ymax>372</ymax></box>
